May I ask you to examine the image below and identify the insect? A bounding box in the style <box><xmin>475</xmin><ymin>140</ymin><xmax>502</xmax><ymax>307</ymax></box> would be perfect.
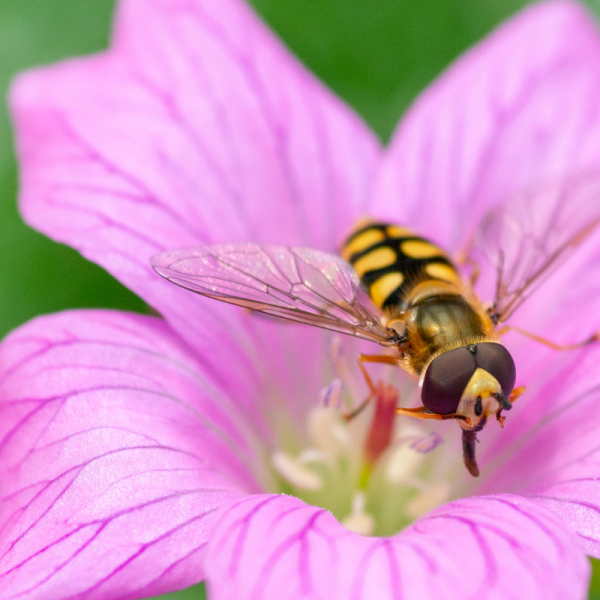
<box><xmin>151</xmin><ymin>176</ymin><xmax>600</xmax><ymax>477</ymax></box>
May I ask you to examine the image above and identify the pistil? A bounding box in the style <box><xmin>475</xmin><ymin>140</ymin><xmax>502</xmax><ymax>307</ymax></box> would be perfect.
<box><xmin>359</xmin><ymin>382</ymin><xmax>399</xmax><ymax>488</ymax></box>
<box><xmin>270</xmin><ymin>374</ymin><xmax>454</xmax><ymax>536</ymax></box>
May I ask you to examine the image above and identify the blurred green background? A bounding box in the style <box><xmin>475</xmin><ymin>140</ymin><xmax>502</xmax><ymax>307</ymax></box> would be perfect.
<box><xmin>1</xmin><ymin>0</ymin><xmax>600</xmax><ymax>598</ymax></box>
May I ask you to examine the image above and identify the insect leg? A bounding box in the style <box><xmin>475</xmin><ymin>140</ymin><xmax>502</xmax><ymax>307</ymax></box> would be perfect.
<box><xmin>343</xmin><ymin>389</ymin><xmax>375</xmax><ymax>422</ymax></box>
<box><xmin>455</xmin><ymin>254</ymin><xmax>481</xmax><ymax>287</ymax></box>
<box><xmin>498</xmin><ymin>325</ymin><xmax>599</xmax><ymax>351</ymax></box>
<box><xmin>453</xmin><ymin>233</ymin><xmax>481</xmax><ymax>287</ymax></box>
<box><xmin>344</xmin><ymin>354</ymin><xmax>399</xmax><ymax>422</ymax></box>
<box><xmin>508</xmin><ymin>385</ymin><xmax>526</xmax><ymax>404</ymax></box>
<box><xmin>358</xmin><ymin>354</ymin><xmax>398</xmax><ymax>391</ymax></box>
<box><xmin>395</xmin><ymin>406</ymin><xmax>442</xmax><ymax>420</ymax></box>
<box><xmin>468</xmin><ymin>262</ymin><xmax>481</xmax><ymax>287</ymax></box>
<box><xmin>395</xmin><ymin>406</ymin><xmax>470</xmax><ymax>425</ymax></box>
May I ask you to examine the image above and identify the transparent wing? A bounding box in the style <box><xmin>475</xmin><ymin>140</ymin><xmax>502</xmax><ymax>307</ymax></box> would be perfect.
<box><xmin>151</xmin><ymin>243</ymin><xmax>397</xmax><ymax>346</ymax></box>
<box><xmin>476</xmin><ymin>172</ymin><xmax>600</xmax><ymax>322</ymax></box>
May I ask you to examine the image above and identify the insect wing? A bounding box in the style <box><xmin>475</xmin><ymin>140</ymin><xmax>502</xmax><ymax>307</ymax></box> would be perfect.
<box><xmin>151</xmin><ymin>243</ymin><xmax>395</xmax><ymax>345</ymax></box>
<box><xmin>476</xmin><ymin>173</ymin><xmax>600</xmax><ymax>322</ymax></box>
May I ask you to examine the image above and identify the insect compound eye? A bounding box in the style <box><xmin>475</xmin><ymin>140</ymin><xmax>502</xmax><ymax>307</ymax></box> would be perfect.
<box><xmin>473</xmin><ymin>342</ymin><xmax>516</xmax><ymax>397</ymax></box>
<box><xmin>421</xmin><ymin>346</ymin><xmax>477</xmax><ymax>415</ymax></box>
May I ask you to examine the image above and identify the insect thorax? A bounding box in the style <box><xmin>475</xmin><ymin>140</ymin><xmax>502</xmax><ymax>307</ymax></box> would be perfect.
<box><xmin>402</xmin><ymin>288</ymin><xmax>489</xmax><ymax>374</ymax></box>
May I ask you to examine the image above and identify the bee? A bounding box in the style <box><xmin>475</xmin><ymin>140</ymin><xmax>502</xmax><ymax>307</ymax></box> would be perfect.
<box><xmin>151</xmin><ymin>176</ymin><xmax>600</xmax><ymax>477</ymax></box>
<box><xmin>339</xmin><ymin>219</ymin><xmax>519</xmax><ymax>477</ymax></box>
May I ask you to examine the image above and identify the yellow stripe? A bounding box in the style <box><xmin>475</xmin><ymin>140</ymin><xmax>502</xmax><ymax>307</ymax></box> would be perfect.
<box><xmin>386</xmin><ymin>225</ymin><xmax>412</xmax><ymax>238</ymax></box>
<box><xmin>353</xmin><ymin>247</ymin><xmax>397</xmax><ymax>277</ymax></box>
<box><xmin>401</xmin><ymin>240</ymin><xmax>444</xmax><ymax>259</ymax></box>
<box><xmin>369</xmin><ymin>272</ymin><xmax>404</xmax><ymax>307</ymax></box>
<box><xmin>341</xmin><ymin>229</ymin><xmax>385</xmax><ymax>261</ymax></box>
<box><xmin>425</xmin><ymin>263</ymin><xmax>459</xmax><ymax>283</ymax></box>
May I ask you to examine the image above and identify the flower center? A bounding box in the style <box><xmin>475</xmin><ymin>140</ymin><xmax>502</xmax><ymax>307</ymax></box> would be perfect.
<box><xmin>266</xmin><ymin>337</ymin><xmax>462</xmax><ymax>536</ymax></box>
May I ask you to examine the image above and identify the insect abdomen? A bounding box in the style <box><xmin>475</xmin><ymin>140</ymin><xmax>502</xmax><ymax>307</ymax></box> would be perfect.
<box><xmin>341</xmin><ymin>220</ymin><xmax>460</xmax><ymax>311</ymax></box>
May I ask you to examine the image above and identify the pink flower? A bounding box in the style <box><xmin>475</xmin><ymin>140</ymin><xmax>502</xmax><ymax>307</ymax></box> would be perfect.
<box><xmin>4</xmin><ymin>0</ymin><xmax>600</xmax><ymax>598</ymax></box>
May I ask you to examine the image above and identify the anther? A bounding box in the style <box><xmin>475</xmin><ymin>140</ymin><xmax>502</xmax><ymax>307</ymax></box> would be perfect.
<box><xmin>319</xmin><ymin>379</ymin><xmax>343</xmax><ymax>409</ymax></box>
<box><xmin>410</xmin><ymin>432</ymin><xmax>444</xmax><ymax>454</ymax></box>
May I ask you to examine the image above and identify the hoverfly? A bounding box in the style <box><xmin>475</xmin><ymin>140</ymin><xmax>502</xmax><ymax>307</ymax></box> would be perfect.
<box><xmin>151</xmin><ymin>175</ymin><xmax>600</xmax><ymax>477</ymax></box>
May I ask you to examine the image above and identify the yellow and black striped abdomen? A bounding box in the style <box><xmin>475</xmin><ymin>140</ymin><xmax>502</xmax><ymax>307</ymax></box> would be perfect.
<box><xmin>341</xmin><ymin>220</ymin><xmax>460</xmax><ymax>311</ymax></box>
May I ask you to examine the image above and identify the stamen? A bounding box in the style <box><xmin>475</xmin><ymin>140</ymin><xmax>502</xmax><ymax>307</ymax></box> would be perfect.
<box><xmin>271</xmin><ymin>450</ymin><xmax>323</xmax><ymax>490</ymax></box>
<box><xmin>297</xmin><ymin>449</ymin><xmax>325</xmax><ymax>464</ymax></box>
<box><xmin>410</xmin><ymin>432</ymin><xmax>444</xmax><ymax>454</ymax></box>
<box><xmin>307</xmin><ymin>406</ymin><xmax>350</xmax><ymax>460</ymax></box>
<box><xmin>385</xmin><ymin>444</ymin><xmax>424</xmax><ymax>484</ymax></box>
<box><xmin>329</xmin><ymin>335</ymin><xmax>344</xmax><ymax>363</ymax></box>
<box><xmin>319</xmin><ymin>379</ymin><xmax>343</xmax><ymax>409</ymax></box>
<box><xmin>267</xmin><ymin>351</ymin><xmax>464</xmax><ymax>534</ymax></box>
<box><xmin>341</xmin><ymin>492</ymin><xmax>375</xmax><ymax>536</ymax></box>
<box><xmin>405</xmin><ymin>482</ymin><xmax>451</xmax><ymax>519</ymax></box>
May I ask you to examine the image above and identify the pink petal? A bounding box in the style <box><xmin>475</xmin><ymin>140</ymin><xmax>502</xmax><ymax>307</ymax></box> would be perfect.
<box><xmin>478</xmin><ymin>339</ymin><xmax>600</xmax><ymax>488</ymax></box>
<box><xmin>205</xmin><ymin>493</ymin><xmax>588</xmax><ymax>600</ymax></box>
<box><xmin>469</xmin><ymin>218</ymin><xmax>600</xmax><ymax>490</ymax></box>
<box><xmin>534</xmin><ymin>479</ymin><xmax>600</xmax><ymax>558</ymax></box>
<box><xmin>510</xmin><ymin>254</ymin><xmax>600</xmax><ymax>557</ymax></box>
<box><xmin>370</xmin><ymin>0</ymin><xmax>600</xmax><ymax>250</ymax></box>
<box><xmin>10</xmin><ymin>0</ymin><xmax>379</xmax><ymax>364</ymax></box>
<box><xmin>476</xmin><ymin>317</ymin><xmax>600</xmax><ymax>558</ymax></box>
<box><xmin>0</xmin><ymin>310</ymin><xmax>257</xmax><ymax>598</ymax></box>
